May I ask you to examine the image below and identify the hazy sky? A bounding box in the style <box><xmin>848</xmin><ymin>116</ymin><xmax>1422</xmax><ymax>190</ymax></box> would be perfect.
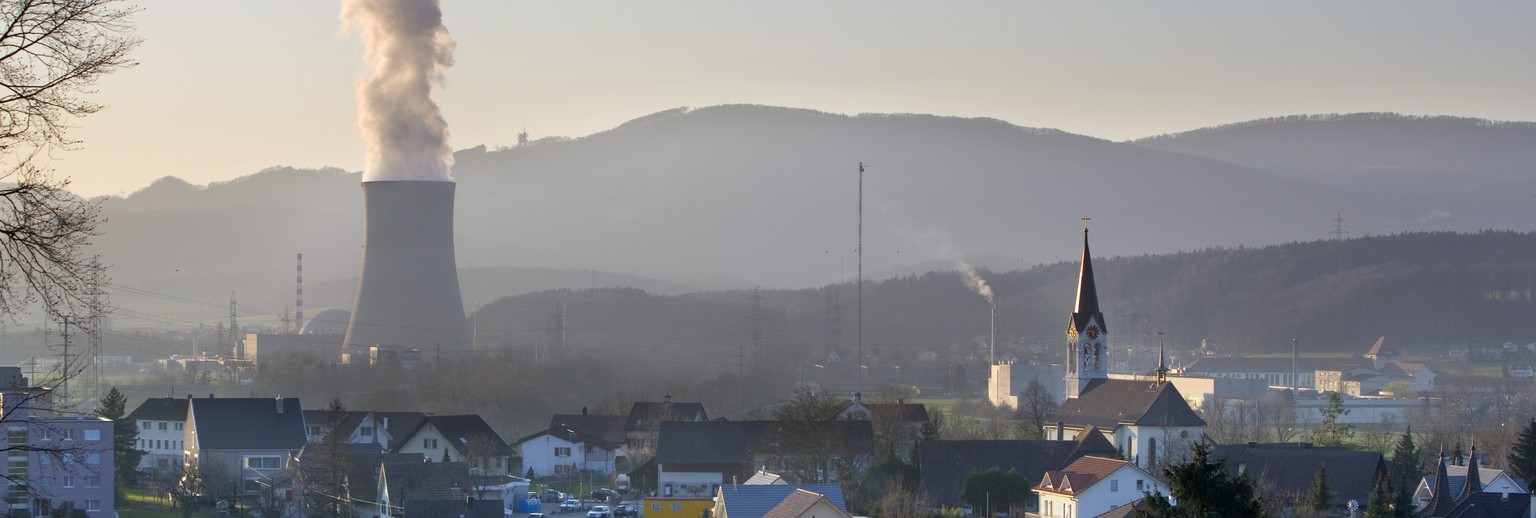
<box><xmin>47</xmin><ymin>1</ymin><xmax>1536</xmax><ymax>197</ymax></box>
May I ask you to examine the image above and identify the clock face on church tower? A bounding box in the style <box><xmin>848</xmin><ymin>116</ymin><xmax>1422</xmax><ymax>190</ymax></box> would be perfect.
<box><xmin>1085</xmin><ymin>326</ymin><xmax>1100</xmax><ymax>340</ymax></box>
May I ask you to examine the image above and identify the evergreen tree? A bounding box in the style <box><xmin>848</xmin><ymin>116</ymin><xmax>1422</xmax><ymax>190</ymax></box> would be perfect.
<box><xmin>1310</xmin><ymin>392</ymin><xmax>1354</xmax><ymax>447</ymax></box>
<box><xmin>1508</xmin><ymin>419</ymin><xmax>1536</xmax><ymax>486</ymax></box>
<box><xmin>1363</xmin><ymin>476</ymin><xmax>1395</xmax><ymax>518</ymax></box>
<box><xmin>95</xmin><ymin>387</ymin><xmax>143</xmax><ymax>491</ymax></box>
<box><xmin>1306</xmin><ymin>464</ymin><xmax>1336</xmax><ymax>514</ymax></box>
<box><xmin>1132</xmin><ymin>443</ymin><xmax>1266</xmax><ymax>517</ymax></box>
<box><xmin>1387</xmin><ymin>428</ymin><xmax>1422</xmax><ymax>515</ymax></box>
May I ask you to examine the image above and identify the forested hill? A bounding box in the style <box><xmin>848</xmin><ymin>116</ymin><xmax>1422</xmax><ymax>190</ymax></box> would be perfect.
<box><xmin>472</xmin><ymin>231</ymin><xmax>1536</xmax><ymax>362</ymax></box>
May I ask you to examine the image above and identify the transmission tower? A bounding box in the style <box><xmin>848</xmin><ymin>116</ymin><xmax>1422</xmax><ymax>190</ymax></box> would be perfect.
<box><xmin>1331</xmin><ymin>211</ymin><xmax>1348</xmax><ymax>241</ymax></box>
<box><xmin>746</xmin><ymin>286</ymin><xmax>769</xmax><ymax>367</ymax></box>
<box><xmin>822</xmin><ymin>288</ymin><xmax>842</xmax><ymax>359</ymax></box>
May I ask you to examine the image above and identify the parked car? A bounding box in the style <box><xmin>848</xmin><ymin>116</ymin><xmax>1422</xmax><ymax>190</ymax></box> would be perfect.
<box><xmin>528</xmin><ymin>514</ymin><xmax>546</xmax><ymax>518</ymax></box>
<box><xmin>590</xmin><ymin>488</ymin><xmax>622</xmax><ymax>502</ymax></box>
<box><xmin>586</xmin><ymin>505</ymin><xmax>612</xmax><ymax>518</ymax></box>
<box><xmin>542</xmin><ymin>489</ymin><xmax>562</xmax><ymax>502</ymax></box>
<box><xmin>613</xmin><ymin>503</ymin><xmax>638</xmax><ymax>518</ymax></box>
<box><xmin>559</xmin><ymin>499</ymin><xmax>584</xmax><ymax>512</ymax></box>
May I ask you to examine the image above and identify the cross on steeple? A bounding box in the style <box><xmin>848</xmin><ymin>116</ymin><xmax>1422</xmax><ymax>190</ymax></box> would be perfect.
<box><xmin>1082</xmin><ymin>215</ymin><xmax>1091</xmax><ymax>233</ymax></box>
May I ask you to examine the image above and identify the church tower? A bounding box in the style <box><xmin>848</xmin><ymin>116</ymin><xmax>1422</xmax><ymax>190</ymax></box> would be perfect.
<box><xmin>1066</xmin><ymin>225</ymin><xmax>1108</xmax><ymax>399</ymax></box>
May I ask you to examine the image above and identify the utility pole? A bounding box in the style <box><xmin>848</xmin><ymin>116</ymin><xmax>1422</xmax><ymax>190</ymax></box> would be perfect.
<box><xmin>88</xmin><ymin>255</ymin><xmax>102</xmax><ymax>400</ymax></box>
<box><xmin>822</xmin><ymin>288</ymin><xmax>842</xmax><ymax>359</ymax></box>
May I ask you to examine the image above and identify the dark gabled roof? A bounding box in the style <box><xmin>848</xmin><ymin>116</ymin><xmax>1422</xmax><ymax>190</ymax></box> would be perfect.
<box><xmin>397</xmin><ymin>415</ymin><xmax>513</xmax><ymax>457</ymax></box>
<box><xmin>1439</xmin><ymin>492</ymin><xmax>1533</xmax><ymax>518</ymax></box>
<box><xmin>190</xmin><ymin>397</ymin><xmax>307</xmax><ymax>451</ymax></box>
<box><xmin>128</xmin><ymin>397</ymin><xmax>189</xmax><ymax>422</ymax></box>
<box><xmin>1057</xmin><ymin>379</ymin><xmax>1205</xmax><ymax>429</ymax></box>
<box><xmin>302</xmin><ymin>409</ymin><xmax>370</xmax><ymax>441</ymax></box>
<box><xmin>917</xmin><ymin>429</ymin><xmax>1118</xmax><ymax>507</ymax></box>
<box><xmin>513</xmin><ymin>425</ymin><xmax>620</xmax><ymax>451</ymax></box>
<box><xmin>371</xmin><ymin>411</ymin><xmax>428</xmax><ymax>445</ymax></box>
<box><xmin>626</xmin><ymin>401</ymin><xmax>708</xmax><ymax>431</ymax></box>
<box><xmin>549</xmin><ymin>414</ymin><xmax>628</xmax><ymax>445</ymax></box>
<box><xmin>1069</xmin><ymin>229</ymin><xmax>1106</xmax><ymax>335</ymax></box>
<box><xmin>1209</xmin><ymin>443</ymin><xmax>1383</xmax><ymax>507</ymax></box>
<box><xmin>382</xmin><ymin>461</ymin><xmax>471</xmax><ymax>505</ymax></box>
<box><xmin>654</xmin><ymin>421</ymin><xmax>873</xmax><ymax>466</ymax></box>
<box><xmin>717</xmin><ymin>484</ymin><xmax>846</xmax><ymax>518</ymax></box>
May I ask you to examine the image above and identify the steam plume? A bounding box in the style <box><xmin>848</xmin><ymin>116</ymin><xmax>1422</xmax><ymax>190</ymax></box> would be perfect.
<box><xmin>959</xmin><ymin>260</ymin><xmax>994</xmax><ymax>305</ymax></box>
<box><xmin>343</xmin><ymin>0</ymin><xmax>456</xmax><ymax>182</ymax></box>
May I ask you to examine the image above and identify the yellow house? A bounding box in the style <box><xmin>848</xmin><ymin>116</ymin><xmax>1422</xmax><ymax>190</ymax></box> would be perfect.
<box><xmin>642</xmin><ymin>496</ymin><xmax>712</xmax><ymax>518</ymax></box>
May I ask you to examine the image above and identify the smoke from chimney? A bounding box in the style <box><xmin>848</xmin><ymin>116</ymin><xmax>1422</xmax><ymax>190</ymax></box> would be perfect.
<box><xmin>342</xmin><ymin>0</ymin><xmax>456</xmax><ymax>183</ymax></box>
<box><xmin>958</xmin><ymin>260</ymin><xmax>994</xmax><ymax>305</ymax></box>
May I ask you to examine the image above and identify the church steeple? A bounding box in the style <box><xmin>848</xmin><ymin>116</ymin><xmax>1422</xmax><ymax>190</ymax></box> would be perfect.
<box><xmin>1070</xmin><ymin>226</ymin><xmax>1106</xmax><ymax>335</ymax></box>
<box><xmin>1066</xmin><ymin>222</ymin><xmax>1108</xmax><ymax>399</ymax></box>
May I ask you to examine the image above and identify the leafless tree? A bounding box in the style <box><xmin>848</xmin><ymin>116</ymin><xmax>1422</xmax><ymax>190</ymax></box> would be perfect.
<box><xmin>0</xmin><ymin>0</ymin><xmax>137</xmax><ymax>322</ymax></box>
<box><xmin>1014</xmin><ymin>379</ymin><xmax>1057</xmax><ymax>440</ymax></box>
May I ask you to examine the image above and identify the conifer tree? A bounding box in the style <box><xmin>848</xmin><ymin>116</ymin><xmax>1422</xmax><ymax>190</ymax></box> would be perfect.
<box><xmin>1132</xmin><ymin>443</ymin><xmax>1266</xmax><ymax>517</ymax></box>
<box><xmin>95</xmin><ymin>387</ymin><xmax>143</xmax><ymax>491</ymax></box>
<box><xmin>1363</xmin><ymin>476</ymin><xmax>1396</xmax><ymax>518</ymax></box>
<box><xmin>1306</xmin><ymin>464</ymin><xmax>1336</xmax><ymax>515</ymax></box>
<box><xmin>1508</xmin><ymin>419</ymin><xmax>1536</xmax><ymax>486</ymax></box>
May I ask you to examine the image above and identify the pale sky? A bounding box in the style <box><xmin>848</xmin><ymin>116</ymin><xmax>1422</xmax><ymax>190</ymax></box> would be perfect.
<box><xmin>46</xmin><ymin>1</ymin><xmax>1536</xmax><ymax>198</ymax></box>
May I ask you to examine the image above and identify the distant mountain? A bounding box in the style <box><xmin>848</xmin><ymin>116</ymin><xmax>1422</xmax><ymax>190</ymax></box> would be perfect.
<box><xmin>1132</xmin><ymin>113</ymin><xmax>1536</xmax><ymax>227</ymax></box>
<box><xmin>84</xmin><ymin>106</ymin><xmax>1530</xmax><ymax>331</ymax></box>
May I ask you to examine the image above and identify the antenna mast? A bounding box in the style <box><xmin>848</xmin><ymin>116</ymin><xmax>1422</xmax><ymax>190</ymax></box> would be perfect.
<box><xmin>857</xmin><ymin>162</ymin><xmax>864</xmax><ymax>384</ymax></box>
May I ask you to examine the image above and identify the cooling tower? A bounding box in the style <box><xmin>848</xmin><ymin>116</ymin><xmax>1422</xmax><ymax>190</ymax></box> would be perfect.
<box><xmin>343</xmin><ymin>181</ymin><xmax>468</xmax><ymax>352</ymax></box>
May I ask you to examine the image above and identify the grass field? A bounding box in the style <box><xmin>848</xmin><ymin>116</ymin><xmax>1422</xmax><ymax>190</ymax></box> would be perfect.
<box><xmin>120</xmin><ymin>488</ymin><xmax>214</xmax><ymax>518</ymax></box>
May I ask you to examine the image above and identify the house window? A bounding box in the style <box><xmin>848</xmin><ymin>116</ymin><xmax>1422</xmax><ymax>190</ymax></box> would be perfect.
<box><xmin>84</xmin><ymin>429</ymin><xmax>101</xmax><ymax>441</ymax></box>
<box><xmin>158</xmin><ymin>422</ymin><xmax>167</xmax><ymax>431</ymax></box>
<box><xmin>1111</xmin><ymin>479</ymin><xmax>1118</xmax><ymax>492</ymax></box>
<box><xmin>1136</xmin><ymin>480</ymin><xmax>1144</xmax><ymax>491</ymax></box>
<box><xmin>63</xmin><ymin>476</ymin><xmax>75</xmax><ymax>488</ymax></box>
<box><xmin>651</xmin><ymin>504</ymin><xmax>660</xmax><ymax>510</ymax></box>
<box><xmin>554</xmin><ymin>447</ymin><xmax>571</xmax><ymax>457</ymax></box>
<box><xmin>63</xmin><ymin>429</ymin><xmax>75</xmax><ymax>440</ymax></box>
<box><xmin>423</xmin><ymin>438</ymin><xmax>438</xmax><ymax>449</ymax></box>
<box><xmin>37</xmin><ymin>429</ymin><xmax>49</xmax><ymax>441</ymax></box>
<box><xmin>245</xmin><ymin>456</ymin><xmax>282</xmax><ymax>469</ymax></box>
<box><xmin>175</xmin><ymin>423</ymin><xmax>184</xmax><ymax>431</ymax></box>
<box><xmin>85</xmin><ymin>499</ymin><xmax>100</xmax><ymax>511</ymax></box>
<box><xmin>141</xmin><ymin>422</ymin><xmax>151</xmax><ymax>430</ymax></box>
<box><xmin>361</xmin><ymin>426</ymin><xmax>374</xmax><ymax>436</ymax></box>
<box><xmin>85</xmin><ymin>475</ymin><xmax>101</xmax><ymax>488</ymax></box>
<box><xmin>672</xmin><ymin>504</ymin><xmax>681</xmax><ymax>511</ymax></box>
<box><xmin>85</xmin><ymin>453</ymin><xmax>101</xmax><ymax>465</ymax></box>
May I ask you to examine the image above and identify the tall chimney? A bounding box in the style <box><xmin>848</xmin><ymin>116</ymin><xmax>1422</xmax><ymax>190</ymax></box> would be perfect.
<box><xmin>343</xmin><ymin>181</ymin><xmax>468</xmax><ymax>353</ymax></box>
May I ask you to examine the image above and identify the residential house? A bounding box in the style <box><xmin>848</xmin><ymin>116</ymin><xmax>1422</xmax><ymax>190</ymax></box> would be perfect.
<box><xmin>302</xmin><ymin>409</ymin><xmax>427</xmax><ymax>452</ymax></box>
<box><xmin>1209</xmin><ymin>442</ymin><xmax>1384</xmax><ymax>514</ymax></box>
<box><xmin>393</xmin><ymin>415</ymin><xmax>515</xmax><ymax>477</ymax></box>
<box><xmin>375</xmin><ymin>460</ymin><xmax>472</xmax><ymax>518</ymax></box>
<box><xmin>1052</xmin><ymin>230</ymin><xmax>1207</xmax><ymax>472</ymax></box>
<box><xmin>185</xmin><ymin>396</ymin><xmax>308</xmax><ymax>495</ymax></box>
<box><xmin>127</xmin><ymin>396</ymin><xmax>189</xmax><ymax>476</ymax></box>
<box><xmin>625</xmin><ymin>396</ymin><xmax>708</xmax><ymax>451</ymax></box>
<box><xmin>713</xmin><ymin>484</ymin><xmax>847</xmax><ymax>518</ymax></box>
<box><xmin>549</xmin><ymin>409</ymin><xmax>629</xmax><ymax>466</ymax></box>
<box><xmin>513</xmin><ymin>424</ymin><xmax>621</xmax><ymax>479</ymax></box>
<box><xmin>759</xmin><ymin>488</ymin><xmax>846</xmax><ymax>518</ymax></box>
<box><xmin>292</xmin><ymin>444</ymin><xmax>424</xmax><ymax>518</ymax></box>
<box><xmin>1414</xmin><ymin>449</ymin><xmax>1530</xmax><ymax>513</ymax></box>
<box><xmin>917</xmin><ymin>427</ymin><xmax>1118</xmax><ymax>512</ymax></box>
<box><xmin>1419</xmin><ymin>447</ymin><xmax>1532</xmax><ymax>517</ymax></box>
<box><xmin>1034</xmin><ymin>456</ymin><xmax>1166</xmax><ymax>518</ymax></box>
<box><xmin>645</xmin><ymin>420</ymin><xmax>872</xmax><ymax>499</ymax></box>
